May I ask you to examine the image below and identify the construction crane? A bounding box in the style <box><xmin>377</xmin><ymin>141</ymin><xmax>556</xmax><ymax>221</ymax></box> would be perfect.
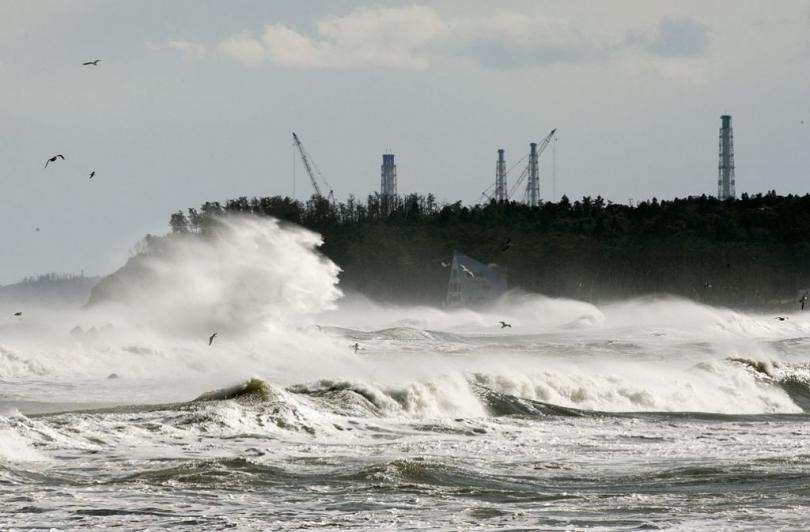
<box><xmin>509</xmin><ymin>128</ymin><xmax>556</xmax><ymax>203</ymax></box>
<box><xmin>292</xmin><ymin>132</ymin><xmax>335</xmax><ymax>203</ymax></box>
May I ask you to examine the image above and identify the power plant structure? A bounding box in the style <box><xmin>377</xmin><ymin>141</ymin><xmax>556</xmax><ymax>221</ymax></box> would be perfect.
<box><xmin>446</xmin><ymin>252</ymin><xmax>508</xmax><ymax>307</ymax></box>
<box><xmin>527</xmin><ymin>142</ymin><xmax>540</xmax><ymax>207</ymax></box>
<box><xmin>381</xmin><ymin>154</ymin><xmax>397</xmax><ymax>199</ymax></box>
<box><xmin>718</xmin><ymin>115</ymin><xmax>735</xmax><ymax>200</ymax></box>
<box><xmin>494</xmin><ymin>149</ymin><xmax>507</xmax><ymax>202</ymax></box>
<box><xmin>480</xmin><ymin>129</ymin><xmax>556</xmax><ymax>206</ymax></box>
<box><xmin>291</xmin><ymin>130</ymin><xmax>565</xmax><ymax>208</ymax></box>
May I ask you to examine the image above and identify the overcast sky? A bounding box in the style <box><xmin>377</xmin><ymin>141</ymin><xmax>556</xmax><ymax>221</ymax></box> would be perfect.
<box><xmin>2</xmin><ymin>0</ymin><xmax>809</xmax><ymax>284</ymax></box>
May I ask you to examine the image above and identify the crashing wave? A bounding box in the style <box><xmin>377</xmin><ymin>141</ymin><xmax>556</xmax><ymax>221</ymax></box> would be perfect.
<box><xmin>193</xmin><ymin>378</ymin><xmax>272</xmax><ymax>403</ymax></box>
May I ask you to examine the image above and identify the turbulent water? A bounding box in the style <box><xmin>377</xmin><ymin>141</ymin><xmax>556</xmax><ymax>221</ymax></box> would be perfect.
<box><xmin>2</xmin><ymin>217</ymin><xmax>810</xmax><ymax>530</ymax></box>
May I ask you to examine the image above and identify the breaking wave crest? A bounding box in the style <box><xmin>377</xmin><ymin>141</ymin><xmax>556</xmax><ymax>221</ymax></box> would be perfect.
<box><xmin>3</xmin><ymin>214</ymin><xmax>810</xmax><ymax>423</ymax></box>
<box><xmin>727</xmin><ymin>356</ymin><xmax>810</xmax><ymax>412</ymax></box>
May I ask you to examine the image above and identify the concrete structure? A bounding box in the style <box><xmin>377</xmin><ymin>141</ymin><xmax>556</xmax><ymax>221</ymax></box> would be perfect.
<box><xmin>381</xmin><ymin>154</ymin><xmax>397</xmax><ymax>199</ymax></box>
<box><xmin>446</xmin><ymin>252</ymin><xmax>508</xmax><ymax>307</ymax></box>
<box><xmin>718</xmin><ymin>115</ymin><xmax>736</xmax><ymax>200</ymax></box>
<box><xmin>494</xmin><ymin>149</ymin><xmax>507</xmax><ymax>202</ymax></box>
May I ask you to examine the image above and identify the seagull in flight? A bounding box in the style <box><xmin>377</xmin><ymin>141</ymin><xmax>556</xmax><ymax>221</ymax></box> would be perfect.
<box><xmin>89</xmin><ymin>171</ymin><xmax>95</xmax><ymax>180</ymax></box>
<box><xmin>775</xmin><ymin>316</ymin><xmax>789</xmax><ymax>321</ymax></box>
<box><xmin>13</xmin><ymin>312</ymin><xmax>22</xmax><ymax>317</ymax></box>
<box><xmin>44</xmin><ymin>154</ymin><xmax>65</xmax><ymax>168</ymax></box>
<box><xmin>208</xmin><ymin>332</ymin><xmax>218</xmax><ymax>346</ymax></box>
<box><xmin>440</xmin><ymin>261</ymin><xmax>450</xmax><ymax>268</ymax></box>
<box><xmin>499</xmin><ymin>321</ymin><xmax>512</xmax><ymax>328</ymax></box>
<box><xmin>460</xmin><ymin>264</ymin><xmax>475</xmax><ymax>278</ymax></box>
<box><xmin>82</xmin><ymin>59</ymin><xmax>101</xmax><ymax>66</ymax></box>
<box><xmin>501</xmin><ymin>237</ymin><xmax>512</xmax><ymax>252</ymax></box>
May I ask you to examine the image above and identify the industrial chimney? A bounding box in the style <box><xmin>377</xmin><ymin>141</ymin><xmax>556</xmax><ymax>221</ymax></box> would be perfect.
<box><xmin>381</xmin><ymin>154</ymin><xmax>397</xmax><ymax>199</ymax></box>
<box><xmin>527</xmin><ymin>142</ymin><xmax>540</xmax><ymax>207</ymax></box>
<box><xmin>495</xmin><ymin>149</ymin><xmax>507</xmax><ymax>202</ymax></box>
<box><xmin>718</xmin><ymin>115</ymin><xmax>735</xmax><ymax>200</ymax></box>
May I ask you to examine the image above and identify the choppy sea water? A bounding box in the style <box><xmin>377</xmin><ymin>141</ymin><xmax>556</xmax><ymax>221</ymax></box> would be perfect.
<box><xmin>2</xmin><ymin>219</ymin><xmax>810</xmax><ymax>529</ymax></box>
<box><xmin>3</xmin><ymin>311</ymin><xmax>810</xmax><ymax>530</ymax></box>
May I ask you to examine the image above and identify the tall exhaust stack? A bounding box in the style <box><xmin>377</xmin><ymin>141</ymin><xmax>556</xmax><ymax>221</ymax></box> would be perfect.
<box><xmin>527</xmin><ymin>142</ymin><xmax>539</xmax><ymax>206</ymax></box>
<box><xmin>495</xmin><ymin>149</ymin><xmax>507</xmax><ymax>202</ymax></box>
<box><xmin>381</xmin><ymin>154</ymin><xmax>397</xmax><ymax>199</ymax></box>
<box><xmin>718</xmin><ymin>115</ymin><xmax>735</xmax><ymax>200</ymax></box>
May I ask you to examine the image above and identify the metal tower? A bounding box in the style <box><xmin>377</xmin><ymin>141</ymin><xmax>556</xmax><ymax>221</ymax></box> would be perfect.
<box><xmin>526</xmin><ymin>142</ymin><xmax>540</xmax><ymax>206</ymax></box>
<box><xmin>381</xmin><ymin>154</ymin><xmax>397</xmax><ymax>199</ymax></box>
<box><xmin>494</xmin><ymin>149</ymin><xmax>507</xmax><ymax>202</ymax></box>
<box><xmin>718</xmin><ymin>115</ymin><xmax>735</xmax><ymax>200</ymax></box>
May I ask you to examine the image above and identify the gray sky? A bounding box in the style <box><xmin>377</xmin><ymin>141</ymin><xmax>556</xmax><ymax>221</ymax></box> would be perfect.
<box><xmin>2</xmin><ymin>0</ymin><xmax>809</xmax><ymax>284</ymax></box>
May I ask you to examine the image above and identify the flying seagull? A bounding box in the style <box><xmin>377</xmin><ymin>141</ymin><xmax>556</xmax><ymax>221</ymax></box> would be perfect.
<box><xmin>440</xmin><ymin>261</ymin><xmax>450</xmax><ymax>268</ymax></box>
<box><xmin>44</xmin><ymin>154</ymin><xmax>65</xmax><ymax>168</ymax></box>
<box><xmin>501</xmin><ymin>238</ymin><xmax>512</xmax><ymax>252</ymax></box>
<box><xmin>89</xmin><ymin>171</ymin><xmax>95</xmax><ymax>180</ymax></box>
<box><xmin>775</xmin><ymin>316</ymin><xmax>789</xmax><ymax>321</ymax></box>
<box><xmin>208</xmin><ymin>332</ymin><xmax>218</xmax><ymax>346</ymax></box>
<box><xmin>460</xmin><ymin>264</ymin><xmax>475</xmax><ymax>278</ymax></box>
<box><xmin>13</xmin><ymin>312</ymin><xmax>22</xmax><ymax>317</ymax></box>
<box><xmin>499</xmin><ymin>321</ymin><xmax>512</xmax><ymax>328</ymax></box>
<box><xmin>82</xmin><ymin>59</ymin><xmax>101</xmax><ymax>66</ymax></box>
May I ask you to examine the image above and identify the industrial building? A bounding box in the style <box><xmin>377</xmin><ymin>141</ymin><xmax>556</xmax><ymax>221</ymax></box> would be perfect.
<box><xmin>446</xmin><ymin>252</ymin><xmax>508</xmax><ymax>307</ymax></box>
<box><xmin>718</xmin><ymin>115</ymin><xmax>736</xmax><ymax>200</ymax></box>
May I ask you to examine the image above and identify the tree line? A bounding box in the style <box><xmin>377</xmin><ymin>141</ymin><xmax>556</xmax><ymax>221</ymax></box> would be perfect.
<box><xmin>162</xmin><ymin>191</ymin><xmax>810</xmax><ymax>308</ymax></box>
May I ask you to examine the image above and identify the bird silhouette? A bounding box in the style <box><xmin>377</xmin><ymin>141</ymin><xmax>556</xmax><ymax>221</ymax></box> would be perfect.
<box><xmin>499</xmin><ymin>321</ymin><xmax>512</xmax><ymax>328</ymax></box>
<box><xmin>440</xmin><ymin>261</ymin><xmax>449</xmax><ymax>268</ymax></box>
<box><xmin>460</xmin><ymin>264</ymin><xmax>475</xmax><ymax>278</ymax></box>
<box><xmin>13</xmin><ymin>312</ymin><xmax>22</xmax><ymax>317</ymax></box>
<box><xmin>82</xmin><ymin>59</ymin><xmax>101</xmax><ymax>66</ymax></box>
<box><xmin>775</xmin><ymin>316</ymin><xmax>789</xmax><ymax>321</ymax></box>
<box><xmin>501</xmin><ymin>238</ymin><xmax>512</xmax><ymax>252</ymax></box>
<box><xmin>44</xmin><ymin>154</ymin><xmax>65</xmax><ymax>168</ymax></box>
<box><xmin>89</xmin><ymin>171</ymin><xmax>95</xmax><ymax>180</ymax></box>
<box><xmin>208</xmin><ymin>332</ymin><xmax>218</xmax><ymax>346</ymax></box>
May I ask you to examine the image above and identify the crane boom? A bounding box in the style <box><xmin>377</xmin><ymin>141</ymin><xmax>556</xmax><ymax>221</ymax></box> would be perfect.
<box><xmin>535</xmin><ymin>128</ymin><xmax>556</xmax><ymax>159</ymax></box>
<box><xmin>292</xmin><ymin>132</ymin><xmax>323</xmax><ymax>198</ymax></box>
<box><xmin>507</xmin><ymin>129</ymin><xmax>556</xmax><ymax>199</ymax></box>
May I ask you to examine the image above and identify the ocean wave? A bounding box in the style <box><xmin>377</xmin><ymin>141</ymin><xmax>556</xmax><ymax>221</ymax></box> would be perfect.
<box><xmin>727</xmin><ymin>357</ymin><xmax>810</xmax><ymax>412</ymax></box>
<box><xmin>0</xmin><ymin>427</ymin><xmax>45</xmax><ymax>464</ymax></box>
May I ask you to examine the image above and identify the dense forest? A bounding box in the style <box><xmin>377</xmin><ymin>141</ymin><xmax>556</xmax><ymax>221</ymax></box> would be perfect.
<box><xmin>154</xmin><ymin>191</ymin><xmax>810</xmax><ymax>309</ymax></box>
